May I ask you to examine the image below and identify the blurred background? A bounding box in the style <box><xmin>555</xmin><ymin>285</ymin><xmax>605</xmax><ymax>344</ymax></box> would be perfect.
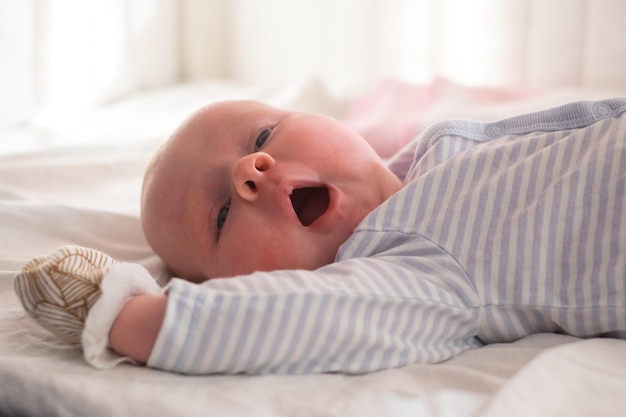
<box><xmin>1</xmin><ymin>0</ymin><xmax>625</xmax><ymax>153</ymax></box>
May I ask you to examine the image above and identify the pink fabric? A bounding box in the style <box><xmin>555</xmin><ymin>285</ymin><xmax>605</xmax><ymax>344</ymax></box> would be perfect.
<box><xmin>345</xmin><ymin>78</ymin><xmax>540</xmax><ymax>157</ymax></box>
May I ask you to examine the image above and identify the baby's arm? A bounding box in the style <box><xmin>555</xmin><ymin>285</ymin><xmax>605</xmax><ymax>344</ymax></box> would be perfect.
<box><xmin>144</xmin><ymin>251</ymin><xmax>482</xmax><ymax>375</ymax></box>
<box><xmin>15</xmin><ymin>243</ymin><xmax>482</xmax><ymax>374</ymax></box>
<box><xmin>109</xmin><ymin>294</ymin><xmax>166</xmax><ymax>363</ymax></box>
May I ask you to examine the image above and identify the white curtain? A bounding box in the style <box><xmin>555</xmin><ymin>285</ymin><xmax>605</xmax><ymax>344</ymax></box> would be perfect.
<box><xmin>0</xmin><ymin>0</ymin><xmax>179</xmax><ymax>129</ymax></box>
<box><xmin>205</xmin><ymin>0</ymin><xmax>625</xmax><ymax>94</ymax></box>
<box><xmin>0</xmin><ymin>0</ymin><xmax>34</xmax><ymax>128</ymax></box>
<box><xmin>204</xmin><ymin>0</ymin><xmax>529</xmax><ymax>95</ymax></box>
<box><xmin>1</xmin><ymin>0</ymin><xmax>625</xmax><ymax>130</ymax></box>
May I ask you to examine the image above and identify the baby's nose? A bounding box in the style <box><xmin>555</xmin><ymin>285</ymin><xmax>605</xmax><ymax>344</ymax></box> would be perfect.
<box><xmin>232</xmin><ymin>152</ymin><xmax>275</xmax><ymax>202</ymax></box>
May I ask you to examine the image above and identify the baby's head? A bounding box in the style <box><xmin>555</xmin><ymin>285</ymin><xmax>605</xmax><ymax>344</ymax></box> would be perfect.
<box><xmin>141</xmin><ymin>100</ymin><xmax>402</xmax><ymax>282</ymax></box>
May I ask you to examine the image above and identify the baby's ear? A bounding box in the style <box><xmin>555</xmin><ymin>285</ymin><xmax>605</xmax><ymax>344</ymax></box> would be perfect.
<box><xmin>13</xmin><ymin>245</ymin><xmax>117</xmax><ymax>345</ymax></box>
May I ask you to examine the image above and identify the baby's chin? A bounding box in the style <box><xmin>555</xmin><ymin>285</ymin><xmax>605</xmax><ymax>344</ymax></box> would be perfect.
<box><xmin>171</xmin><ymin>233</ymin><xmax>347</xmax><ymax>282</ymax></box>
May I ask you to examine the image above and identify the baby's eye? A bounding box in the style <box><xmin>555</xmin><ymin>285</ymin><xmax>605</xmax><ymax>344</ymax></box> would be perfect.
<box><xmin>254</xmin><ymin>129</ymin><xmax>271</xmax><ymax>151</ymax></box>
<box><xmin>217</xmin><ymin>204</ymin><xmax>230</xmax><ymax>232</ymax></box>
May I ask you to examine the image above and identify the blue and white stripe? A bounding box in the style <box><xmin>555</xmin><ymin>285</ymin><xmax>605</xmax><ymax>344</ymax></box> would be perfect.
<box><xmin>149</xmin><ymin>98</ymin><xmax>626</xmax><ymax>374</ymax></box>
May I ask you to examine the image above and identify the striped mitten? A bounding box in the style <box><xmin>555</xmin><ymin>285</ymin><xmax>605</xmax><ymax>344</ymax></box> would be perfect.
<box><xmin>14</xmin><ymin>245</ymin><xmax>116</xmax><ymax>346</ymax></box>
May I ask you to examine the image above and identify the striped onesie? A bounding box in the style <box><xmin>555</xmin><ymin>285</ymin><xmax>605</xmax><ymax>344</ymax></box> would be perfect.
<box><xmin>148</xmin><ymin>98</ymin><xmax>626</xmax><ymax>374</ymax></box>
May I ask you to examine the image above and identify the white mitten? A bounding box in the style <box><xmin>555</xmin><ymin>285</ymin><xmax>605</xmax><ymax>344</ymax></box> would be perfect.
<box><xmin>14</xmin><ymin>245</ymin><xmax>161</xmax><ymax>368</ymax></box>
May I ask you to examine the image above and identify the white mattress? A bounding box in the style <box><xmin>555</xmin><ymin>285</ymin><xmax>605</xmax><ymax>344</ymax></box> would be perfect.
<box><xmin>1</xmin><ymin>79</ymin><xmax>625</xmax><ymax>417</ymax></box>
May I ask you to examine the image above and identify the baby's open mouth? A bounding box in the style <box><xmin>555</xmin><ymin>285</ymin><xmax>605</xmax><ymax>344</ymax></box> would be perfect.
<box><xmin>290</xmin><ymin>187</ymin><xmax>330</xmax><ymax>226</ymax></box>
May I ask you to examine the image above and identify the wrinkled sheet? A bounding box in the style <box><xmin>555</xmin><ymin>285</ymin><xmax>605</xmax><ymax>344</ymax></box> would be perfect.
<box><xmin>1</xmin><ymin>79</ymin><xmax>625</xmax><ymax>417</ymax></box>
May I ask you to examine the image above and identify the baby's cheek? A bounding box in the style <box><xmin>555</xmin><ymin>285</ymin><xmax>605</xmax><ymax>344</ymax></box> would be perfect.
<box><xmin>222</xmin><ymin>238</ymin><xmax>284</xmax><ymax>276</ymax></box>
<box><xmin>250</xmin><ymin>238</ymin><xmax>311</xmax><ymax>272</ymax></box>
<box><xmin>255</xmin><ymin>243</ymin><xmax>294</xmax><ymax>271</ymax></box>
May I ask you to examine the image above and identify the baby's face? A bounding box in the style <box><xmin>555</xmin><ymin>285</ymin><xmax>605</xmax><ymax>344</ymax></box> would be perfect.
<box><xmin>142</xmin><ymin>100</ymin><xmax>402</xmax><ymax>281</ymax></box>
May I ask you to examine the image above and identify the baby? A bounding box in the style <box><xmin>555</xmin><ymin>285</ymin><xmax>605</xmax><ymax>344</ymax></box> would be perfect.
<box><xmin>15</xmin><ymin>97</ymin><xmax>626</xmax><ymax>375</ymax></box>
<box><xmin>141</xmin><ymin>100</ymin><xmax>403</xmax><ymax>281</ymax></box>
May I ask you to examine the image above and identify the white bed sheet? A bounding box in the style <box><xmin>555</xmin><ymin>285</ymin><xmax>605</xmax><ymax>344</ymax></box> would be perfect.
<box><xmin>1</xmin><ymin>79</ymin><xmax>625</xmax><ymax>417</ymax></box>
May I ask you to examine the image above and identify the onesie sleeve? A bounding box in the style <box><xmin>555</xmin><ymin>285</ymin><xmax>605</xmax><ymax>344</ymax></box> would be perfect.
<box><xmin>147</xmin><ymin>237</ymin><xmax>483</xmax><ymax>375</ymax></box>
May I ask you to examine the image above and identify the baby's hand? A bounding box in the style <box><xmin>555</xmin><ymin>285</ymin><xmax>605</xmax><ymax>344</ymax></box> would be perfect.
<box><xmin>14</xmin><ymin>245</ymin><xmax>161</xmax><ymax>368</ymax></box>
<box><xmin>14</xmin><ymin>245</ymin><xmax>116</xmax><ymax>346</ymax></box>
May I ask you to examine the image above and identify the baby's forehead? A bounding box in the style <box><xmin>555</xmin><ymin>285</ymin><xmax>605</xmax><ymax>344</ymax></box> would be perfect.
<box><xmin>175</xmin><ymin>100</ymin><xmax>281</xmax><ymax>145</ymax></box>
<box><xmin>198</xmin><ymin>100</ymin><xmax>275</xmax><ymax>120</ymax></box>
<box><xmin>177</xmin><ymin>101</ymin><xmax>256</xmax><ymax>135</ymax></box>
